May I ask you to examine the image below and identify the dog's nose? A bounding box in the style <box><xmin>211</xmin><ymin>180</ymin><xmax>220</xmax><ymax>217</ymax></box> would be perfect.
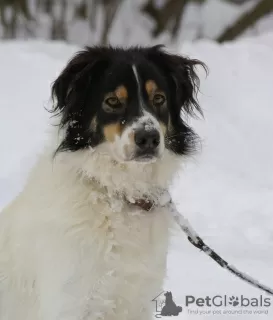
<box><xmin>134</xmin><ymin>129</ymin><xmax>160</xmax><ymax>150</ymax></box>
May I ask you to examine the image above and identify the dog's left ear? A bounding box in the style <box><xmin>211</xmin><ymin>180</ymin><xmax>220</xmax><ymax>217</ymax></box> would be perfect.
<box><xmin>145</xmin><ymin>45</ymin><xmax>207</xmax><ymax>117</ymax></box>
<box><xmin>51</xmin><ymin>47</ymin><xmax>110</xmax><ymax>126</ymax></box>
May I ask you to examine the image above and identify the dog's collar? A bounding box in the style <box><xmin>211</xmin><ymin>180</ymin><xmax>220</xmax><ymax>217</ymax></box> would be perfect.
<box><xmin>125</xmin><ymin>198</ymin><xmax>155</xmax><ymax>211</ymax></box>
<box><xmin>87</xmin><ymin>177</ymin><xmax>171</xmax><ymax>211</ymax></box>
<box><xmin>125</xmin><ymin>190</ymin><xmax>171</xmax><ymax>212</ymax></box>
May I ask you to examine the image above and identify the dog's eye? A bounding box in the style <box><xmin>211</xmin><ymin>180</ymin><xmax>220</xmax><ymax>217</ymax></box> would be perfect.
<box><xmin>153</xmin><ymin>94</ymin><xmax>166</xmax><ymax>106</ymax></box>
<box><xmin>103</xmin><ymin>96</ymin><xmax>124</xmax><ymax>113</ymax></box>
<box><xmin>105</xmin><ymin>97</ymin><xmax>120</xmax><ymax>107</ymax></box>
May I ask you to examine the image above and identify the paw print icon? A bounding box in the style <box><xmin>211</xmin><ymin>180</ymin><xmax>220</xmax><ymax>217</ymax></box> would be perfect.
<box><xmin>229</xmin><ymin>296</ymin><xmax>239</xmax><ymax>307</ymax></box>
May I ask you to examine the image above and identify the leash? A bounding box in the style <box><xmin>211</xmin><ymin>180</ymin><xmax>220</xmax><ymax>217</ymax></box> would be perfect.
<box><xmin>128</xmin><ymin>190</ymin><xmax>273</xmax><ymax>295</ymax></box>
<box><xmin>168</xmin><ymin>202</ymin><xmax>273</xmax><ymax>296</ymax></box>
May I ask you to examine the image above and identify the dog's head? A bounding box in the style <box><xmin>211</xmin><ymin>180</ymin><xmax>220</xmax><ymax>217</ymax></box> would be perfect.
<box><xmin>52</xmin><ymin>45</ymin><xmax>205</xmax><ymax>164</ymax></box>
<box><xmin>164</xmin><ymin>291</ymin><xmax>172</xmax><ymax>298</ymax></box>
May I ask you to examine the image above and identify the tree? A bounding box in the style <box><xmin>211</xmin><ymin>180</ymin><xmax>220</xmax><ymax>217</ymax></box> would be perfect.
<box><xmin>142</xmin><ymin>0</ymin><xmax>187</xmax><ymax>38</ymax></box>
<box><xmin>217</xmin><ymin>0</ymin><xmax>273</xmax><ymax>43</ymax></box>
<box><xmin>73</xmin><ymin>0</ymin><xmax>124</xmax><ymax>45</ymax></box>
<box><xmin>100</xmin><ymin>0</ymin><xmax>124</xmax><ymax>45</ymax></box>
<box><xmin>1</xmin><ymin>0</ymin><xmax>273</xmax><ymax>44</ymax></box>
<box><xmin>0</xmin><ymin>0</ymin><xmax>32</xmax><ymax>38</ymax></box>
<box><xmin>50</xmin><ymin>0</ymin><xmax>68</xmax><ymax>40</ymax></box>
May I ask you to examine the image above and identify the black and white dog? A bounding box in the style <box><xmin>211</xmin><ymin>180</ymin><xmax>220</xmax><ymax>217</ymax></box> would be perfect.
<box><xmin>0</xmin><ymin>45</ymin><xmax>205</xmax><ymax>320</ymax></box>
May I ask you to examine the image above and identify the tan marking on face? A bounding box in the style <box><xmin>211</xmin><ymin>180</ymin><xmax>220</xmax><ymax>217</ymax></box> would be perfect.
<box><xmin>146</xmin><ymin>80</ymin><xmax>167</xmax><ymax>108</ymax></box>
<box><xmin>145</xmin><ymin>80</ymin><xmax>158</xmax><ymax>97</ymax></box>
<box><xmin>115</xmin><ymin>85</ymin><xmax>128</xmax><ymax>101</ymax></box>
<box><xmin>103</xmin><ymin>123</ymin><xmax>122</xmax><ymax>142</ymax></box>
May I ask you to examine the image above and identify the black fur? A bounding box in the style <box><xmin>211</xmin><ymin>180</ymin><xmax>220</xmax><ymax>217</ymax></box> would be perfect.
<box><xmin>51</xmin><ymin>45</ymin><xmax>207</xmax><ymax>156</ymax></box>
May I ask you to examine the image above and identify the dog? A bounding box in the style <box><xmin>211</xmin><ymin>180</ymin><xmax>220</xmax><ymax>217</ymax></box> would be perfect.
<box><xmin>0</xmin><ymin>45</ymin><xmax>205</xmax><ymax>320</ymax></box>
<box><xmin>161</xmin><ymin>291</ymin><xmax>182</xmax><ymax>316</ymax></box>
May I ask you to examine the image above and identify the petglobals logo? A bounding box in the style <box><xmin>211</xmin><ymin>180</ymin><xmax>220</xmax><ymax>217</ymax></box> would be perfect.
<box><xmin>185</xmin><ymin>295</ymin><xmax>271</xmax><ymax>308</ymax></box>
<box><xmin>152</xmin><ymin>291</ymin><xmax>183</xmax><ymax>318</ymax></box>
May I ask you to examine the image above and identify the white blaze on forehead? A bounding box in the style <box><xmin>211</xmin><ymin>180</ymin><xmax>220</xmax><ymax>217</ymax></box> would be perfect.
<box><xmin>131</xmin><ymin>65</ymin><xmax>163</xmax><ymax>154</ymax></box>
<box><xmin>132</xmin><ymin>64</ymin><xmax>140</xmax><ymax>88</ymax></box>
<box><xmin>132</xmin><ymin>64</ymin><xmax>145</xmax><ymax>109</ymax></box>
<box><xmin>132</xmin><ymin>65</ymin><xmax>160</xmax><ymax>131</ymax></box>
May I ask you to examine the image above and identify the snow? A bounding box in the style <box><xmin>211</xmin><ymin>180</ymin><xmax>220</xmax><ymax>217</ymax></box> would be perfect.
<box><xmin>0</xmin><ymin>32</ymin><xmax>273</xmax><ymax>319</ymax></box>
<box><xmin>168</xmin><ymin>32</ymin><xmax>273</xmax><ymax>318</ymax></box>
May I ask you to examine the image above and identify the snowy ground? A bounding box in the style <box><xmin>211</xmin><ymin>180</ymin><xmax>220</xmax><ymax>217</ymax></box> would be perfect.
<box><xmin>0</xmin><ymin>33</ymin><xmax>273</xmax><ymax>319</ymax></box>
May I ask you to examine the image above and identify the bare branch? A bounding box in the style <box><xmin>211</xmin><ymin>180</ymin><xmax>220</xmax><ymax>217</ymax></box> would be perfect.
<box><xmin>170</xmin><ymin>0</ymin><xmax>189</xmax><ymax>39</ymax></box>
<box><xmin>142</xmin><ymin>0</ymin><xmax>190</xmax><ymax>38</ymax></box>
<box><xmin>217</xmin><ymin>0</ymin><xmax>273</xmax><ymax>43</ymax></box>
<box><xmin>100</xmin><ymin>0</ymin><xmax>124</xmax><ymax>45</ymax></box>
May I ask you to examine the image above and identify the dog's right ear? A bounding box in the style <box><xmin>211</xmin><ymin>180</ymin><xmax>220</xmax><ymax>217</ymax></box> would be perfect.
<box><xmin>51</xmin><ymin>47</ymin><xmax>110</xmax><ymax>126</ymax></box>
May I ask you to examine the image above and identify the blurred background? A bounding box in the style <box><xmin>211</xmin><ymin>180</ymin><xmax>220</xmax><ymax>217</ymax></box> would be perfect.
<box><xmin>0</xmin><ymin>0</ymin><xmax>273</xmax><ymax>47</ymax></box>
<box><xmin>0</xmin><ymin>1</ymin><xmax>273</xmax><ymax>302</ymax></box>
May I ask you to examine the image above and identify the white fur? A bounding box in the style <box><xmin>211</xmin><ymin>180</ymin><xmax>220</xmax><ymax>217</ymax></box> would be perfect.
<box><xmin>132</xmin><ymin>65</ymin><xmax>142</xmax><ymax>103</ymax></box>
<box><xmin>0</xmin><ymin>128</ymin><xmax>181</xmax><ymax>320</ymax></box>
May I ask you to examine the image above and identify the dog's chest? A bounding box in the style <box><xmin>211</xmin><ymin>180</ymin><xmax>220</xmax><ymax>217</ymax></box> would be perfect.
<box><xmin>78</xmin><ymin>201</ymin><xmax>171</xmax><ymax>311</ymax></box>
<box><xmin>91</xmin><ymin>201</ymin><xmax>170</xmax><ymax>268</ymax></box>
